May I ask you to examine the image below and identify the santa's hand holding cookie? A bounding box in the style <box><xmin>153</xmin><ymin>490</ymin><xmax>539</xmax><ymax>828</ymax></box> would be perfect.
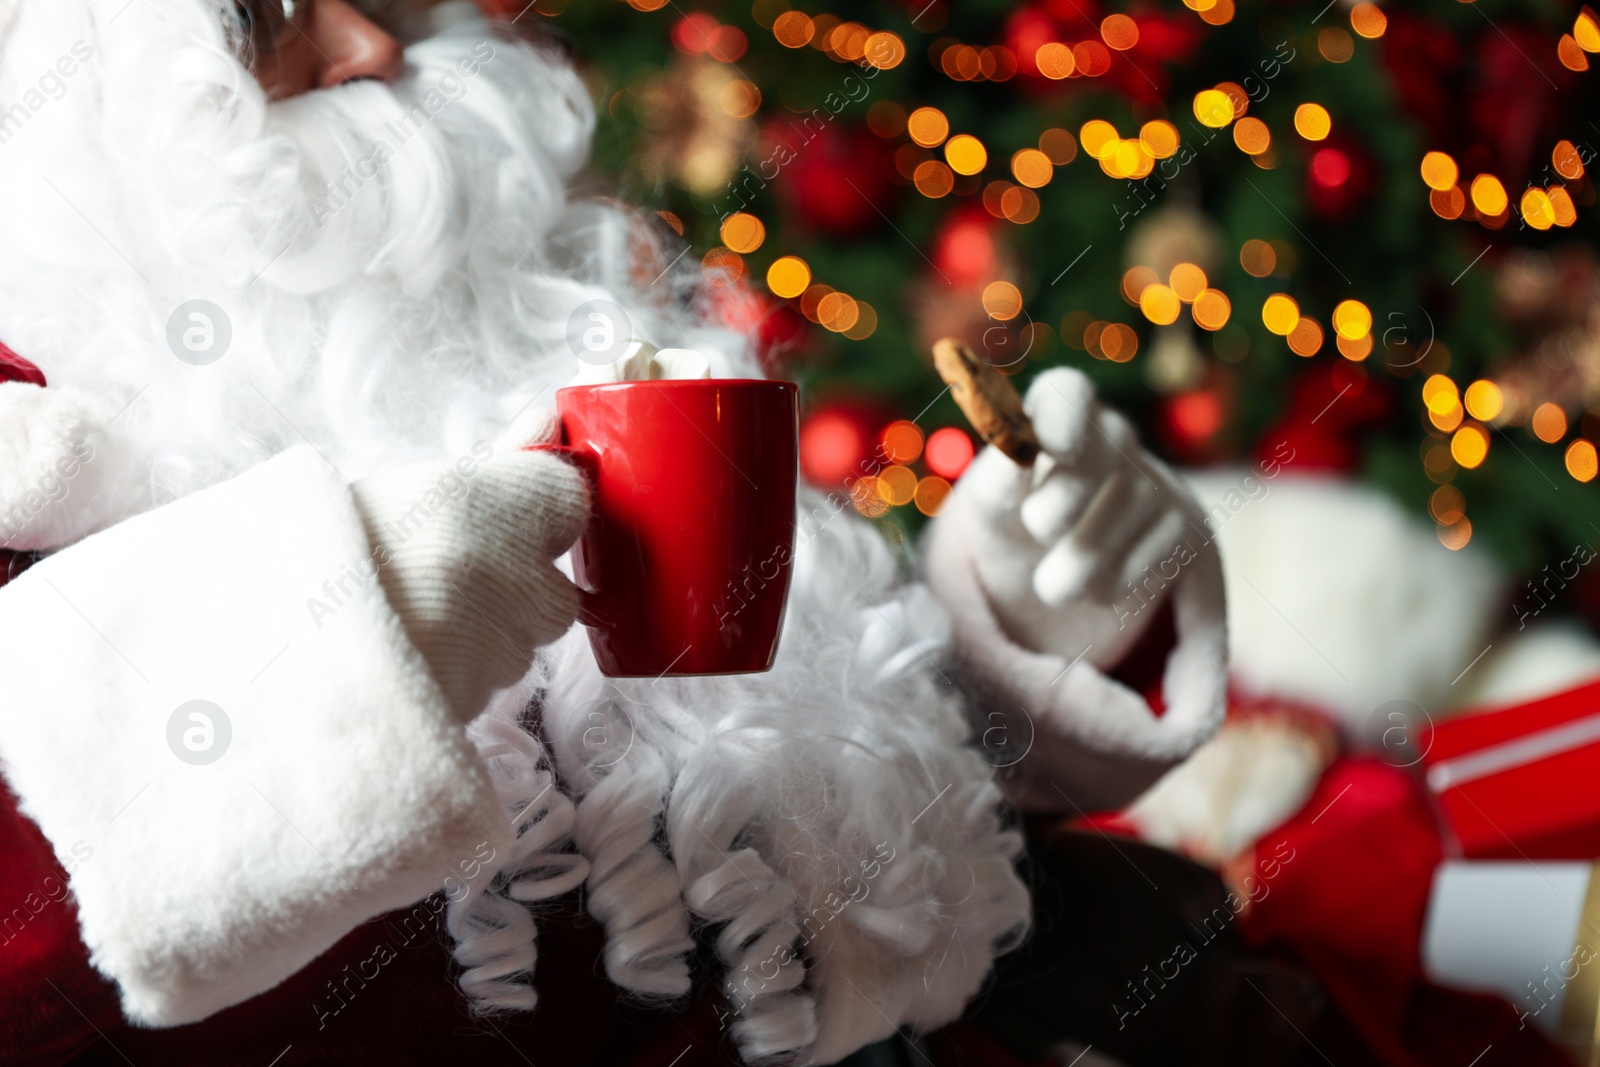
<box><xmin>926</xmin><ymin>365</ymin><xmax>1229</xmax><ymax>813</ymax></box>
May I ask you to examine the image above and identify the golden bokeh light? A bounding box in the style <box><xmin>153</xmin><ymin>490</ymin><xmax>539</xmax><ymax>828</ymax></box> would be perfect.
<box><xmin>844</xmin><ymin>301</ymin><xmax>878</xmax><ymax>340</ymax></box>
<box><xmin>913</xmin><ymin>160</ymin><xmax>955</xmax><ymax>197</ymax></box>
<box><xmin>1422</xmin><ymin>374</ymin><xmax>1460</xmax><ymax>415</ymax></box>
<box><xmin>1470</xmin><ymin>174</ymin><xmax>1508</xmax><ymax>216</ymax></box>
<box><xmin>1140</xmin><ymin>284</ymin><xmax>1181</xmax><ymax>326</ymax></box>
<box><xmin>945</xmin><ymin>134</ymin><xmax>988</xmax><ymax>175</ymax></box>
<box><xmin>983</xmin><ymin>281</ymin><xmax>1024</xmax><ymax>321</ymax></box>
<box><xmin>1567</xmin><ymin>440</ymin><xmax>1599</xmax><ymax>483</ymax></box>
<box><xmin>1000</xmin><ymin>185</ymin><xmax>1041</xmax><ymax>223</ymax></box>
<box><xmin>1194</xmin><ymin>89</ymin><xmax>1234</xmax><ymax>128</ymax></box>
<box><xmin>1318</xmin><ymin>27</ymin><xmax>1355</xmax><ymax>62</ymax></box>
<box><xmin>719</xmin><ymin>212</ymin><xmax>766</xmax><ymax>254</ymax></box>
<box><xmin>1139</xmin><ymin>120</ymin><xmax>1180</xmax><ymax>159</ymax></box>
<box><xmin>1438</xmin><ymin>517</ymin><xmax>1473</xmax><ymax>551</ymax></box>
<box><xmin>850</xmin><ymin>476</ymin><xmax>890</xmax><ymax>518</ymax></box>
<box><xmin>1521</xmin><ymin>188</ymin><xmax>1555</xmax><ymax>230</ymax></box>
<box><xmin>1101</xmin><ymin>14</ymin><xmax>1139</xmax><ymax>50</ymax></box>
<box><xmin>1430</xmin><ymin>401</ymin><xmax>1464</xmax><ymax>433</ymax></box>
<box><xmin>1430</xmin><ymin>485</ymin><xmax>1465</xmax><ymax>525</ymax></box>
<box><xmin>1193</xmin><ymin>289</ymin><xmax>1232</xmax><ymax>331</ymax></box>
<box><xmin>864</xmin><ymin>31</ymin><xmax>906</xmax><ymax>69</ymax></box>
<box><xmin>1240</xmin><ymin>239</ymin><xmax>1277</xmax><ymax>277</ymax></box>
<box><xmin>875</xmin><ymin>464</ymin><xmax>919</xmax><ymax>505</ymax></box>
<box><xmin>1554</xmin><ymin>140</ymin><xmax>1586</xmax><ymax>180</ymax></box>
<box><xmin>1170</xmin><ymin>263</ymin><xmax>1208</xmax><ymax>303</ymax></box>
<box><xmin>1550</xmin><ymin>187</ymin><xmax>1578</xmax><ymax>227</ymax></box>
<box><xmin>1122</xmin><ymin>266</ymin><xmax>1159</xmax><ymax>305</ymax></box>
<box><xmin>1293</xmin><ymin>103</ymin><xmax>1331</xmax><ymax>141</ymax></box>
<box><xmin>1081</xmin><ymin>120</ymin><xmax>1120</xmax><ymax>159</ymax></box>
<box><xmin>773</xmin><ymin>11</ymin><xmax>814</xmax><ymax>48</ymax></box>
<box><xmin>767</xmin><ymin>256</ymin><xmax>810</xmax><ymax>299</ymax></box>
<box><xmin>1561</xmin><ymin>33</ymin><xmax>1591</xmax><ymax>71</ymax></box>
<box><xmin>1350</xmin><ymin>2</ymin><xmax>1387</xmax><ymax>38</ymax></box>
<box><xmin>1463</xmin><ymin>380</ymin><xmax>1504</xmax><ymax>422</ymax></box>
<box><xmin>1262</xmin><ymin>293</ymin><xmax>1300</xmax><ymax>335</ymax></box>
<box><xmin>880</xmin><ymin>421</ymin><xmax>924</xmax><ymax>464</ymax></box>
<box><xmin>1288</xmin><ymin>316</ymin><xmax>1324</xmax><ymax>357</ymax></box>
<box><xmin>1532</xmin><ymin>401</ymin><xmax>1568</xmax><ymax>443</ymax></box>
<box><xmin>1233</xmin><ymin>117</ymin><xmax>1271</xmax><ymax>155</ymax></box>
<box><xmin>817</xmin><ymin>291</ymin><xmax>860</xmax><ymax>333</ymax></box>
<box><xmin>1036</xmin><ymin>42</ymin><xmax>1076</xmax><ymax>79</ymax></box>
<box><xmin>1577</xmin><ymin>7</ymin><xmax>1600</xmax><ymax>51</ymax></box>
<box><xmin>1451</xmin><ymin>424</ymin><xmax>1489</xmax><ymax>469</ymax></box>
<box><xmin>1040</xmin><ymin>128</ymin><xmax>1078</xmax><ymax>165</ymax></box>
<box><xmin>719</xmin><ymin>80</ymin><xmax>762</xmax><ymax>118</ymax></box>
<box><xmin>1332</xmin><ymin>299</ymin><xmax>1372</xmax><ymax>340</ymax></box>
<box><xmin>914</xmin><ymin>476</ymin><xmax>952</xmax><ymax>516</ymax></box>
<box><xmin>1099</xmin><ymin>323</ymin><xmax>1139</xmax><ymax>362</ymax></box>
<box><xmin>1420</xmin><ymin>151</ymin><xmax>1458</xmax><ymax>191</ymax></box>
<box><xmin>1011</xmin><ymin>148</ymin><xmax>1054</xmax><ymax>188</ymax></box>
<box><xmin>907</xmin><ymin>107</ymin><xmax>950</xmax><ymax>148</ymax></box>
<box><xmin>1337</xmin><ymin>332</ymin><xmax>1373</xmax><ymax>361</ymax></box>
<box><xmin>1430</xmin><ymin>186</ymin><xmax>1466</xmax><ymax>220</ymax></box>
<box><xmin>1199</xmin><ymin>0</ymin><xmax>1234</xmax><ymax>25</ymax></box>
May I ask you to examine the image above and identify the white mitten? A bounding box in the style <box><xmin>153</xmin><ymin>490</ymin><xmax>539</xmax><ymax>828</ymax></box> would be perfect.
<box><xmin>352</xmin><ymin>419</ymin><xmax>589</xmax><ymax>725</ymax></box>
<box><xmin>0</xmin><ymin>381</ymin><xmax>133</xmax><ymax>551</ymax></box>
<box><xmin>925</xmin><ymin>367</ymin><xmax>1228</xmax><ymax>811</ymax></box>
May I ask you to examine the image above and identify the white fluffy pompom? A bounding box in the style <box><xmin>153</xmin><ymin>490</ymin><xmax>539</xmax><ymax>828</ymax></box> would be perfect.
<box><xmin>0</xmin><ymin>381</ymin><xmax>129</xmax><ymax>551</ymax></box>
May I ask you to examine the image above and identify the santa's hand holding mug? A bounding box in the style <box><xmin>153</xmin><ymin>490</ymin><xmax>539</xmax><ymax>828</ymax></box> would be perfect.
<box><xmin>0</xmin><ymin>2</ymin><xmax>1225</xmax><ymax>1064</ymax></box>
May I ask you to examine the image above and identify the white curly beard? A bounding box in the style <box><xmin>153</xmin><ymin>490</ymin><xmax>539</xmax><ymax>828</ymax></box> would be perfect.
<box><xmin>0</xmin><ymin>2</ymin><xmax>1031</xmax><ymax>1062</ymax></box>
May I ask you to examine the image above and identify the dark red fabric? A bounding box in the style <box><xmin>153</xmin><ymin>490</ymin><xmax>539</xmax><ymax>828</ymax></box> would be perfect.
<box><xmin>1240</xmin><ymin>757</ymin><xmax>1573</xmax><ymax>1067</ymax></box>
<box><xmin>0</xmin><ymin>341</ymin><xmax>45</xmax><ymax>388</ymax></box>
<box><xmin>0</xmin><ymin>781</ymin><xmax>122</xmax><ymax>1067</ymax></box>
<box><xmin>0</xmin><ymin>341</ymin><xmax>46</xmax><ymax>588</ymax></box>
<box><xmin>0</xmin><ymin>774</ymin><xmax>735</xmax><ymax>1067</ymax></box>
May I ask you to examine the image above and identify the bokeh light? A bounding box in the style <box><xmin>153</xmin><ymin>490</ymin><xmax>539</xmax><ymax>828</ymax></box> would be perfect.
<box><xmin>1294</xmin><ymin>103</ymin><xmax>1331</xmax><ymax>140</ymax></box>
<box><xmin>924</xmin><ymin>427</ymin><xmax>975</xmax><ymax>479</ymax></box>
<box><xmin>1532</xmin><ymin>402</ymin><xmax>1568</xmax><ymax>443</ymax></box>
<box><xmin>767</xmin><ymin>256</ymin><xmax>811</xmax><ymax>299</ymax></box>
<box><xmin>1262</xmin><ymin>294</ymin><xmax>1300</xmax><ymax>335</ymax></box>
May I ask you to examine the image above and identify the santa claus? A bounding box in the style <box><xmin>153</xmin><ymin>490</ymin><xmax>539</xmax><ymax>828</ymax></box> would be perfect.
<box><xmin>0</xmin><ymin>1</ymin><xmax>1228</xmax><ymax>1064</ymax></box>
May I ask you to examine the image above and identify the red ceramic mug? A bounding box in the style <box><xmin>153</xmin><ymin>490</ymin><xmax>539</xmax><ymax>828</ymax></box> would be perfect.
<box><xmin>553</xmin><ymin>379</ymin><xmax>799</xmax><ymax>677</ymax></box>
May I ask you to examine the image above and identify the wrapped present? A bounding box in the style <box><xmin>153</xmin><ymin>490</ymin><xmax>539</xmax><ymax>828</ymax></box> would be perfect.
<box><xmin>1424</xmin><ymin>859</ymin><xmax>1600</xmax><ymax>1065</ymax></box>
<box><xmin>1421</xmin><ymin>678</ymin><xmax>1600</xmax><ymax>860</ymax></box>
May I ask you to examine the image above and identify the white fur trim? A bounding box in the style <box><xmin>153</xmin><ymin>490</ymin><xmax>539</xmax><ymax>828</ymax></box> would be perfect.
<box><xmin>0</xmin><ymin>381</ymin><xmax>133</xmax><ymax>551</ymax></box>
<box><xmin>1452</xmin><ymin>621</ymin><xmax>1600</xmax><ymax>711</ymax></box>
<box><xmin>1187</xmin><ymin>471</ymin><xmax>1502</xmax><ymax>734</ymax></box>
<box><xmin>0</xmin><ymin>446</ymin><xmax>511</xmax><ymax>1025</ymax></box>
<box><xmin>923</xmin><ymin>491</ymin><xmax>1229</xmax><ymax>812</ymax></box>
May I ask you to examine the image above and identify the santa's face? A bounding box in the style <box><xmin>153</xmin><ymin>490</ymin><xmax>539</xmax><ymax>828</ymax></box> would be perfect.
<box><xmin>0</xmin><ymin>0</ymin><xmax>746</xmax><ymax>506</ymax></box>
<box><xmin>232</xmin><ymin>0</ymin><xmax>404</xmax><ymax>99</ymax></box>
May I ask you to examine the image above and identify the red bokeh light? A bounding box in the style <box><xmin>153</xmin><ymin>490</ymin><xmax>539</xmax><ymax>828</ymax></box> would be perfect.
<box><xmin>925</xmin><ymin>427</ymin><xmax>977</xmax><ymax>479</ymax></box>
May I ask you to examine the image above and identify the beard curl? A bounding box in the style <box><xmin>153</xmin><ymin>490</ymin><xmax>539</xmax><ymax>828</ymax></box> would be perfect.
<box><xmin>0</xmin><ymin>3</ymin><xmax>749</xmax><ymax>509</ymax></box>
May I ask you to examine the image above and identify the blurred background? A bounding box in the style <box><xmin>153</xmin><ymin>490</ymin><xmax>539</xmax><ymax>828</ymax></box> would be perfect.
<box><xmin>493</xmin><ymin>0</ymin><xmax>1600</xmax><ymax>583</ymax></box>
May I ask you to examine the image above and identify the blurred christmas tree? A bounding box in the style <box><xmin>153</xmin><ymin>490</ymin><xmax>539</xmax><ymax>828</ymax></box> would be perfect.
<box><xmin>509</xmin><ymin>0</ymin><xmax>1600</xmax><ymax>587</ymax></box>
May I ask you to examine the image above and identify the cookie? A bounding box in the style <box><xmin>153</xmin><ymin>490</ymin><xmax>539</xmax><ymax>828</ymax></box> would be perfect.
<box><xmin>931</xmin><ymin>337</ymin><xmax>1040</xmax><ymax>467</ymax></box>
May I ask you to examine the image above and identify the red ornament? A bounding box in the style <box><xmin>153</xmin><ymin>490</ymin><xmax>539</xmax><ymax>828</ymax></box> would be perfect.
<box><xmin>930</xmin><ymin>206</ymin><xmax>999</xmax><ymax>289</ymax></box>
<box><xmin>772</xmin><ymin>123</ymin><xmax>895</xmax><ymax>239</ymax></box>
<box><xmin>1305</xmin><ymin>132</ymin><xmax>1375</xmax><ymax>222</ymax></box>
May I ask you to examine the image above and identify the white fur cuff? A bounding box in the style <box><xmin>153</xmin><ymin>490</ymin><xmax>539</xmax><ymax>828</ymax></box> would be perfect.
<box><xmin>0</xmin><ymin>446</ymin><xmax>511</xmax><ymax>1026</ymax></box>
<box><xmin>0</xmin><ymin>380</ymin><xmax>132</xmax><ymax>551</ymax></box>
<box><xmin>923</xmin><ymin>504</ymin><xmax>1228</xmax><ymax>812</ymax></box>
